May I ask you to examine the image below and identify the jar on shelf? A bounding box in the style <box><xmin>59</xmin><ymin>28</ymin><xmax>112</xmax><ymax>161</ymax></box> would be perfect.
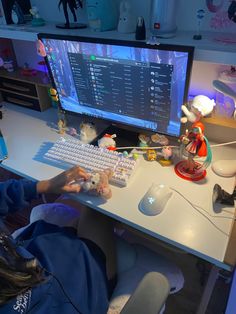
<box><xmin>214</xmin><ymin>67</ymin><xmax>236</xmax><ymax>118</ymax></box>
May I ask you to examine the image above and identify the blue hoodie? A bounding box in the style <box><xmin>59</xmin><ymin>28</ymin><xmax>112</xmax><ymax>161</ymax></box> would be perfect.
<box><xmin>0</xmin><ymin>179</ymin><xmax>109</xmax><ymax>314</ymax></box>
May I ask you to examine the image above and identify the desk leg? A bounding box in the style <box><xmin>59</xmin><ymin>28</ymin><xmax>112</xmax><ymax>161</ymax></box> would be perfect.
<box><xmin>196</xmin><ymin>265</ymin><xmax>219</xmax><ymax>314</ymax></box>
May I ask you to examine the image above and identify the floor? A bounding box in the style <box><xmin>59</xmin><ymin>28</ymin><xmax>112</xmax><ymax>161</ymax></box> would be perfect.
<box><xmin>0</xmin><ymin>168</ymin><xmax>232</xmax><ymax>314</ymax></box>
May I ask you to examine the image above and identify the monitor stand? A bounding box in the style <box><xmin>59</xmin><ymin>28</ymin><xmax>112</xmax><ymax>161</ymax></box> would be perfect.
<box><xmin>92</xmin><ymin>124</ymin><xmax>140</xmax><ymax>150</ymax></box>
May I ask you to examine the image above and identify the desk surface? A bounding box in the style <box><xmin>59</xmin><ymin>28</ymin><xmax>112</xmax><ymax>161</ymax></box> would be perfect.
<box><xmin>1</xmin><ymin>103</ymin><xmax>236</xmax><ymax>270</ymax></box>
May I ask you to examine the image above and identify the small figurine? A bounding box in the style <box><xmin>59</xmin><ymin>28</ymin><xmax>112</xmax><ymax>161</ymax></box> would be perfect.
<box><xmin>146</xmin><ymin>149</ymin><xmax>157</xmax><ymax>161</ymax></box>
<box><xmin>135</xmin><ymin>16</ymin><xmax>146</xmax><ymax>40</ymax></box>
<box><xmin>132</xmin><ymin>153</ymin><xmax>139</xmax><ymax>160</ymax></box>
<box><xmin>98</xmin><ymin>134</ymin><xmax>116</xmax><ymax>150</ymax></box>
<box><xmin>50</xmin><ymin>88</ymin><xmax>59</xmax><ymax>102</ymax></box>
<box><xmin>69</xmin><ymin>127</ymin><xmax>78</xmax><ymax>137</ymax></box>
<box><xmin>175</xmin><ymin>94</ymin><xmax>215</xmax><ymax>180</ymax></box>
<box><xmin>122</xmin><ymin>151</ymin><xmax>129</xmax><ymax>157</ymax></box>
<box><xmin>176</xmin><ymin>121</ymin><xmax>212</xmax><ymax>181</ymax></box>
<box><xmin>81</xmin><ymin>169</ymin><xmax>113</xmax><ymax>199</ymax></box>
<box><xmin>138</xmin><ymin>134</ymin><xmax>150</xmax><ymax>148</ymax></box>
<box><xmin>56</xmin><ymin>0</ymin><xmax>86</xmax><ymax>29</ymax></box>
<box><xmin>157</xmin><ymin>146</ymin><xmax>173</xmax><ymax>166</ymax></box>
<box><xmin>181</xmin><ymin>95</ymin><xmax>215</xmax><ymax>123</ymax></box>
<box><xmin>150</xmin><ymin>133</ymin><xmax>169</xmax><ymax>146</ymax></box>
<box><xmin>58</xmin><ymin>118</ymin><xmax>66</xmax><ymax>135</ymax></box>
<box><xmin>193</xmin><ymin>9</ymin><xmax>205</xmax><ymax>40</ymax></box>
<box><xmin>30</xmin><ymin>6</ymin><xmax>45</xmax><ymax>26</ymax></box>
<box><xmin>79</xmin><ymin>122</ymin><xmax>97</xmax><ymax>143</ymax></box>
<box><xmin>118</xmin><ymin>0</ymin><xmax>136</xmax><ymax>33</ymax></box>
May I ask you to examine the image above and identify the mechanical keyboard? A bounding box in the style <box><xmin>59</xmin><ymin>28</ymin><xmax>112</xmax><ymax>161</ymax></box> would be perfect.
<box><xmin>44</xmin><ymin>137</ymin><xmax>139</xmax><ymax>187</ymax></box>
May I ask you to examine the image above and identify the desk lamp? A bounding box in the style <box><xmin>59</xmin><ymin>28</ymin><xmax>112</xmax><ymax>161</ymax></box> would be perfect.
<box><xmin>175</xmin><ymin>95</ymin><xmax>215</xmax><ymax>181</ymax></box>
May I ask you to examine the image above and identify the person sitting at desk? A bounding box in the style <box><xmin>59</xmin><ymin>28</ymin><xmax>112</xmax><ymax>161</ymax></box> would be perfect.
<box><xmin>0</xmin><ymin>166</ymin><xmax>117</xmax><ymax>314</ymax></box>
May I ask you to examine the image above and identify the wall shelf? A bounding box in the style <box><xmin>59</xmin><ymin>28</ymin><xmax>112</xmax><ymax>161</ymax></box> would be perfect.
<box><xmin>0</xmin><ymin>23</ymin><xmax>235</xmax><ymax>65</ymax></box>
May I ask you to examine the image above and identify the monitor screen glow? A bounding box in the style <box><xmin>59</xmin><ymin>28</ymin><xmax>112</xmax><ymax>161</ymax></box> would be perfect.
<box><xmin>39</xmin><ymin>34</ymin><xmax>194</xmax><ymax>137</ymax></box>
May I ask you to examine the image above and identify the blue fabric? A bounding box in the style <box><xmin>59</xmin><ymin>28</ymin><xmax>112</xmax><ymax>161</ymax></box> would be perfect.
<box><xmin>0</xmin><ymin>180</ymin><xmax>109</xmax><ymax>314</ymax></box>
<box><xmin>0</xmin><ymin>179</ymin><xmax>37</xmax><ymax>216</ymax></box>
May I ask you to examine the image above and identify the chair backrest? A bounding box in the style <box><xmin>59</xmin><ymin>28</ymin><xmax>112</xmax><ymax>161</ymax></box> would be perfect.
<box><xmin>108</xmin><ymin>238</ymin><xmax>184</xmax><ymax>313</ymax></box>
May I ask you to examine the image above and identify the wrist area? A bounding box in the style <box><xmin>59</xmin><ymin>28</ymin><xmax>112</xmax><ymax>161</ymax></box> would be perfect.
<box><xmin>36</xmin><ymin>180</ymin><xmax>51</xmax><ymax>194</ymax></box>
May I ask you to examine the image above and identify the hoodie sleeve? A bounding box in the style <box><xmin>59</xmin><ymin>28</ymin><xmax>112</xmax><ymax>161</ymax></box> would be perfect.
<box><xmin>0</xmin><ymin>179</ymin><xmax>38</xmax><ymax>216</ymax></box>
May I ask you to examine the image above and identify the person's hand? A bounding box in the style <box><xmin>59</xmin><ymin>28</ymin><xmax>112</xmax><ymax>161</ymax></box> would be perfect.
<box><xmin>36</xmin><ymin>166</ymin><xmax>89</xmax><ymax>194</ymax></box>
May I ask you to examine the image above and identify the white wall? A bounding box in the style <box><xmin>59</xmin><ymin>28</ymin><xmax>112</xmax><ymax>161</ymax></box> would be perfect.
<box><xmin>12</xmin><ymin>40</ymin><xmax>43</xmax><ymax>70</ymax></box>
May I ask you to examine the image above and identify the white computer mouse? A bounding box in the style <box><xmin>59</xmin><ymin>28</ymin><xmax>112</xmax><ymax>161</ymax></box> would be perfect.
<box><xmin>138</xmin><ymin>183</ymin><xmax>173</xmax><ymax>216</ymax></box>
<box><xmin>211</xmin><ymin>160</ymin><xmax>236</xmax><ymax>177</ymax></box>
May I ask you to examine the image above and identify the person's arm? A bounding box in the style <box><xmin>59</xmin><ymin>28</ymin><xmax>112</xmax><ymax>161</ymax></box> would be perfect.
<box><xmin>0</xmin><ymin>166</ymin><xmax>89</xmax><ymax>216</ymax></box>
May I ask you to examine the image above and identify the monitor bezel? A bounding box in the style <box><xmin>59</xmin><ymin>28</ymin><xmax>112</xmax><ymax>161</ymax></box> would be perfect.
<box><xmin>38</xmin><ymin>33</ymin><xmax>194</xmax><ymax>138</ymax></box>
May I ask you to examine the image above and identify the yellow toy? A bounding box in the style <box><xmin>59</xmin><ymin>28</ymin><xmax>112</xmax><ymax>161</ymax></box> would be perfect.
<box><xmin>58</xmin><ymin>119</ymin><xmax>66</xmax><ymax>135</ymax></box>
<box><xmin>146</xmin><ymin>149</ymin><xmax>157</xmax><ymax>161</ymax></box>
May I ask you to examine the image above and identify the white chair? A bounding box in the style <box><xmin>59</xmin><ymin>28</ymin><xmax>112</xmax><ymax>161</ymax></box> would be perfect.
<box><xmin>108</xmin><ymin>237</ymin><xmax>184</xmax><ymax>313</ymax></box>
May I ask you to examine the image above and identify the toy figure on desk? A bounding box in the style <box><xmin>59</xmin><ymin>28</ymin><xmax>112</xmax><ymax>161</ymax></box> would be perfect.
<box><xmin>79</xmin><ymin>122</ymin><xmax>97</xmax><ymax>143</ymax></box>
<box><xmin>175</xmin><ymin>95</ymin><xmax>215</xmax><ymax>181</ymax></box>
<box><xmin>81</xmin><ymin>169</ymin><xmax>113</xmax><ymax>199</ymax></box>
<box><xmin>180</xmin><ymin>95</ymin><xmax>215</xmax><ymax>124</ymax></box>
<box><xmin>56</xmin><ymin>0</ymin><xmax>86</xmax><ymax>29</ymax></box>
<box><xmin>58</xmin><ymin>118</ymin><xmax>66</xmax><ymax>135</ymax></box>
<box><xmin>98</xmin><ymin>134</ymin><xmax>117</xmax><ymax>150</ymax></box>
<box><xmin>179</xmin><ymin>122</ymin><xmax>212</xmax><ymax>175</ymax></box>
<box><xmin>157</xmin><ymin>146</ymin><xmax>173</xmax><ymax>166</ymax></box>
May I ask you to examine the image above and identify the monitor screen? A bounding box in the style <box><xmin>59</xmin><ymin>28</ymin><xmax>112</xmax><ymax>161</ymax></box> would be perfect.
<box><xmin>39</xmin><ymin>34</ymin><xmax>194</xmax><ymax>137</ymax></box>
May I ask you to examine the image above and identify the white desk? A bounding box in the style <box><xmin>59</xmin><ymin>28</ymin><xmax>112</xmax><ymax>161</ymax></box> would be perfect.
<box><xmin>1</xmin><ymin>102</ymin><xmax>236</xmax><ymax>271</ymax></box>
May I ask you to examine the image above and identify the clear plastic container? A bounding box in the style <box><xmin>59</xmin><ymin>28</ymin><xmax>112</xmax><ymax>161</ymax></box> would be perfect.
<box><xmin>215</xmin><ymin>67</ymin><xmax>236</xmax><ymax>118</ymax></box>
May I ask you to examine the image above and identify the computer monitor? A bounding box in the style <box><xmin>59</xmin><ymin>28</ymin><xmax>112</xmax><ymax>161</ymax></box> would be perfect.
<box><xmin>38</xmin><ymin>34</ymin><xmax>194</xmax><ymax>139</ymax></box>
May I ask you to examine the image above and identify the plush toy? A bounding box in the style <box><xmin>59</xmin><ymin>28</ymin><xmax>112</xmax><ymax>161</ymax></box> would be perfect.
<box><xmin>98</xmin><ymin>134</ymin><xmax>116</xmax><ymax>150</ymax></box>
<box><xmin>79</xmin><ymin>122</ymin><xmax>97</xmax><ymax>143</ymax></box>
<box><xmin>81</xmin><ymin>169</ymin><xmax>113</xmax><ymax>199</ymax></box>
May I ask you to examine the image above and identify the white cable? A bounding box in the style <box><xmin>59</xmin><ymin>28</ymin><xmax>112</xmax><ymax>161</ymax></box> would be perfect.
<box><xmin>210</xmin><ymin>141</ymin><xmax>236</xmax><ymax>148</ymax></box>
<box><xmin>194</xmin><ymin>204</ymin><xmax>236</xmax><ymax>220</ymax></box>
<box><xmin>116</xmin><ymin>145</ymin><xmax>178</xmax><ymax>150</ymax></box>
<box><xmin>115</xmin><ymin>140</ymin><xmax>236</xmax><ymax>151</ymax></box>
<box><xmin>170</xmin><ymin>187</ymin><xmax>231</xmax><ymax>237</ymax></box>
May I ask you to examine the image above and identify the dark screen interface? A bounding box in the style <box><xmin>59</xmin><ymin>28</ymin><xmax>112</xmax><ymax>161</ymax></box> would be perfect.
<box><xmin>42</xmin><ymin>38</ymin><xmax>191</xmax><ymax>137</ymax></box>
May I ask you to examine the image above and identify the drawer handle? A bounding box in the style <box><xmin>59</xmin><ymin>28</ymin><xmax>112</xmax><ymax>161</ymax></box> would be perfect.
<box><xmin>2</xmin><ymin>82</ymin><xmax>30</xmax><ymax>92</ymax></box>
<box><xmin>6</xmin><ymin>97</ymin><xmax>34</xmax><ymax>107</ymax></box>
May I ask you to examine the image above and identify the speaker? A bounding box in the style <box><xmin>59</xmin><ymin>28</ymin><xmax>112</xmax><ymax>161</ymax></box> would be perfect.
<box><xmin>0</xmin><ymin>0</ymin><xmax>31</xmax><ymax>24</ymax></box>
<box><xmin>150</xmin><ymin>0</ymin><xmax>178</xmax><ymax>38</ymax></box>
